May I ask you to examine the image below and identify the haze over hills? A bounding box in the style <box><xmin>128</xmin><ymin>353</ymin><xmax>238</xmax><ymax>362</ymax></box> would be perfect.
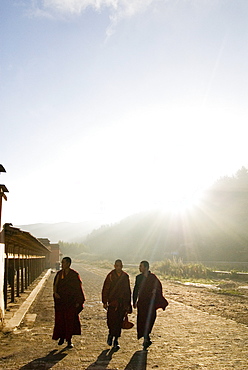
<box><xmin>16</xmin><ymin>168</ymin><xmax>248</xmax><ymax>265</ymax></box>
<box><xmin>16</xmin><ymin>220</ymin><xmax>104</xmax><ymax>243</ymax></box>
<box><xmin>79</xmin><ymin>168</ymin><xmax>248</xmax><ymax>263</ymax></box>
<box><xmin>83</xmin><ymin>194</ymin><xmax>248</xmax><ymax>263</ymax></box>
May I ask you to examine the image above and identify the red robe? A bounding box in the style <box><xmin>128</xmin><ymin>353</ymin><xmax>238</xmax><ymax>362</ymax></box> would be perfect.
<box><xmin>102</xmin><ymin>269</ymin><xmax>132</xmax><ymax>338</ymax></box>
<box><xmin>133</xmin><ymin>272</ymin><xmax>168</xmax><ymax>339</ymax></box>
<box><xmin>52</xmin><ymin>268</ymin><xmax>85</xmax><ymax>341</ymax></box>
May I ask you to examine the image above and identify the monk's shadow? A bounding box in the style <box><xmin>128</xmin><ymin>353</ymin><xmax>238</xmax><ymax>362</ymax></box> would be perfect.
<box><xmin>86</xmin><ymin>348</ymin><xmax>117</xmax><ymax>369</ymax></box>
<box><xmin>124</xmin><ymin>350</ymin><xmax>147</xmax><ymax>370</ymax></box>
<box><xmin>19</xmin><ymin>349</ymin><xmax>68</xmax><ymax>369</ymax></box>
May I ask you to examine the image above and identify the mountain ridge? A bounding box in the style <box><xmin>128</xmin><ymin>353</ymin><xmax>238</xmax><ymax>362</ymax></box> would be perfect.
<box><xmin>16</xmin><ymin>220</ymin><xmax>104</xmax><ymax>243</ymax></box>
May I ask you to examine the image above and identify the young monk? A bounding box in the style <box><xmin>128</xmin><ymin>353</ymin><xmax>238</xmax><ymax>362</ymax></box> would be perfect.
<box><xmin>102</xmin><ymin>259</ymin><xmax>132</xmax><ymax>349</ymax></box>
<box><xmin>52</xmin><ymin>257</ymin><xmax>85</xmax><ymax>348</ymax></box>
<box><xmin>133</xmin><ymin>260</ymin><xmax>168</xmax><ymax>350</ymax></box>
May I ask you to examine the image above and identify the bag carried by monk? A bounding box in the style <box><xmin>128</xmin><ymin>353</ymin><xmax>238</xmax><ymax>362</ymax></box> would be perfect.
<box><xmin>122</xmin><ymin>314</ymin><xmax>134</xmax><ymax>329</ymax></box>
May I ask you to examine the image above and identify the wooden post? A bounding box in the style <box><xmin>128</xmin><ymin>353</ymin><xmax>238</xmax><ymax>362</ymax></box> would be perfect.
<box><xmin>35</xmin><ymin>258</ymin><xmax>38</xmax><ymax>280</ymax></box>
<box><xmin>4</xmin><ymin>253</ymin><xmax>8</xmax><ymax>309</ymax></box>
<box><xmin>9</xmin><ymin>259</ymin><xmax>15</xmax><ymax>303</ymax></box>
<box><xmin>31</xmin><ymin>258</ymin><xmax>35</xmax><ymax>283</ymax></box>
<box><xmin>21</xmin><ymin>257</ymin><xmax>24</xmax><ymax>293</ymax></box>
<box><xmin>28</xmin><ymin>257</ymin><xmax>32</xmax><ymax>286</ymax></box>
<box><xmin>25</xmin><ymin>257</ymin><xmax>28</xmax><ymax>289</ymax></box>
<box><xmin>16</xmin><ymin>251</ymin><xmax>20</xmax><ymax>297</ymax></box>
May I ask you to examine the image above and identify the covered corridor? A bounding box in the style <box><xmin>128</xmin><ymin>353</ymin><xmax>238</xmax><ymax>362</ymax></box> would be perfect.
<box><xmin>3</xmin><ymin>223</ymin><xmax>51</xmax><ymax>309</ymax></box>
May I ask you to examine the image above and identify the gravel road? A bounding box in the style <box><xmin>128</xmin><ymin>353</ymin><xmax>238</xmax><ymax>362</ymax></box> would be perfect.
<box><xmin>0</xmin><ymin>262</ymin><xmax>248</xmax><ymax>369</ymax></box>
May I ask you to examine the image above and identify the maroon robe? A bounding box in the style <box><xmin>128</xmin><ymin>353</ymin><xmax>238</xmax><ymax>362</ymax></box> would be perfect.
<box><xmin>133</xmin><ymin>272</ymin><xmax>168</xmax><ymax>339</ymax></box>
<box><xmin>102</xmin><ymin>269</ymin><xmax>132</xmax><ymax>338</ymax></box>
<box><xmin>52</xmin><ymin>268</ymin><xmax>85</xmax><ymax>341</ymax></box>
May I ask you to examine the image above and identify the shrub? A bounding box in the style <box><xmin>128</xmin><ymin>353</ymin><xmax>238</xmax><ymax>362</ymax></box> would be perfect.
<box><xmin>153</xmin><ymin>258</ymin><xmax>213</xmax><ymax>279</ymax></box>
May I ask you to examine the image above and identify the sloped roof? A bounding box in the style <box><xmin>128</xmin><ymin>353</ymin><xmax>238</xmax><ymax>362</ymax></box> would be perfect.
<box><xmin>4</xmin><ymin>223</ymin><xmax>51</xmax><ymax>256</ymax></box>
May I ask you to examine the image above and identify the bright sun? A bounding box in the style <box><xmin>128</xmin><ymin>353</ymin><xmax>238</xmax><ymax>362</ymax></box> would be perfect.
<box><xmin>157</xmin><ymin>188</ymin><xmax>203</xmax><ymax>214</ymax></box>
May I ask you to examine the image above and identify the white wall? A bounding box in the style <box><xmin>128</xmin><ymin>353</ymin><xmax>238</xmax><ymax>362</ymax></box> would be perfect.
<box><xmin>0</xmin><ymin>242</ymin><xmax>4</xmax><ymax>328</ymax></box>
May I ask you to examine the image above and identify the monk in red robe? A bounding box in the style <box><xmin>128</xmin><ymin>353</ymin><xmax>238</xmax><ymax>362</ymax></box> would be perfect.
<box><xmin>52</xmin><ymin>257</ymin><xmax>85</xmax><ymax>348</ymax></box>
<box><xmin>133</xmin><ymin>260</ymin><xmax>168</xmax><ymax>350</ymax></box>
<box><xmin>102</xmin><ymin>259</ymin><xmax>132</xmax><ymax>349</ymax></box>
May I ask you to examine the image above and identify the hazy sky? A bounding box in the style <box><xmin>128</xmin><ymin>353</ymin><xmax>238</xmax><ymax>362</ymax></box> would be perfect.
<box><xmin>1</xmin><ymin>0</ymin><xmax>248</xmax><ymax>225</ymax></box>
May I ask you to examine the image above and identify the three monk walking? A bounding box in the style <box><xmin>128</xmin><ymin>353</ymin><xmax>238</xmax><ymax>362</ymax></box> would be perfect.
<box><xmin>52</xmin><ymin>257</ymin><xmax>168</xmax><ymax>350</ymax></box>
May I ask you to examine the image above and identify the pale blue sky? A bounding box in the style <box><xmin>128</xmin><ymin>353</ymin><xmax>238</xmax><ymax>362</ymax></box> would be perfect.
<box><xmin>1</xmin><ymin>0</ymin><xmax>248</xmax><ymax>225</ymax></box>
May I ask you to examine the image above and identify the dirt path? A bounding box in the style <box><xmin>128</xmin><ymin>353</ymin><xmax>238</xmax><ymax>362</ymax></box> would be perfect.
<box><xmin>0</xmin><ymin>263</ymin><xmax>248</xmax><ymax>369</ymax></box>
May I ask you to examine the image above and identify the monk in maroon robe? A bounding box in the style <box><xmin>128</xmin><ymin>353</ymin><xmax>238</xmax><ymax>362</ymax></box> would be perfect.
<box><xmin>102</xmin><ymin>259</ymin><xmax>132</xmax><ymax>349</ymax></box>
<box><xmin>52</xmin><ymin>257</ymin><xmax>85</xmax><ymax>348</ymax></box>
<box><xmin>133</xmin><ymin>260</ymin><xmax>168</xmax><ymax>350</ymax></box>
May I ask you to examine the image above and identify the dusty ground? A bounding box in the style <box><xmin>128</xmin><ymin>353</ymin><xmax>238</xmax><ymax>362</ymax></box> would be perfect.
<box><xmin>0</xmin><ymin>263</ymin><xmax>248</xmax><ymax>369</ymax></box>
<box><xmin>165</xmin><ymin>278</ymin><xmax>248</xmax><ymax>327</ymax></box>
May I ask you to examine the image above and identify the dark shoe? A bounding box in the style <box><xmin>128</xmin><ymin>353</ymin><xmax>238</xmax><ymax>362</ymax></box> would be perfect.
<box><xmin>58</xmin><ymin>338</ymin><xmax>64</xmax><ymax>345</ymax></box>
<box><xmin>67</xmin><ymin>340</ymin><xmax>74</xmax><ymax>348</ymax></box>
<box><xmin>107</xmin><ymin>334</ymin><xmax>113</xmax><ymax>346</ymax></box>
<box><xmin>113</xmin><ymin>338</ymin><xmax>120</xmax><ymax>350</ymax></box>
<box><xmin>143</xmin><ymin>339</ymin><xmax>152</xmax><ymax>350</ymax></box>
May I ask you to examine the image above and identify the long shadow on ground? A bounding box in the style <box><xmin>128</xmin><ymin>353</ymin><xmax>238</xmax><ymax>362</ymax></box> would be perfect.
<box><xmin>19</xmin><ymin>349</ymin><xmax>67</xmax><ymax>369</ymax></box>
<box><xmin>124</xmin><ymin>350</ymin><xmax>147</xmax><ymax>370</ymax></box>
<box><xmin>86</xmin><ymin>348</ymin><xmax>118</xmax><ymax>369</ymax></box>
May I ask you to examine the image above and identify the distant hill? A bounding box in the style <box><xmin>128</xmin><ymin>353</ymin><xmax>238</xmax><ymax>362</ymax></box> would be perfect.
<box><xmin>83</xmin><ymin>185</ymin><xmax>248</xmax><ymax>263</ymax></box>
<box><xmin>83</xmin><ymin>211</ymin><xmax>172</xmax><ymax>262</ymax></box>
<box><xmin>16</xmin><ymin>167</ymin><xmax>248</xmax><ymax>263</ymax></box>
<box><xmin>83</xmin><ymin>210</ymin><xmax>201</xmax><ymax>262</ymax></box>
<box><xmin>17</xmin><ymin>221</ymin><xmax>103</xmax><ymax>243</ymax></box>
